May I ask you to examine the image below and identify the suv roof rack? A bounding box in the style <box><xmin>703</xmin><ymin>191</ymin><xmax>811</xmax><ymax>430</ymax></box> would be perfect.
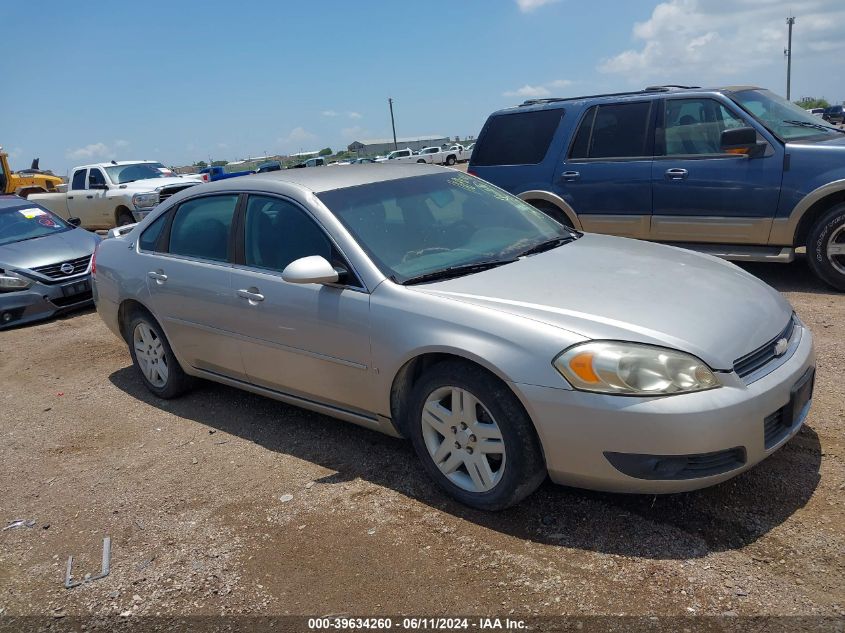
<box><xmin>519</xmin><ymin>85</ymin><xmax>702</xmax><ymax>107</ymax></box>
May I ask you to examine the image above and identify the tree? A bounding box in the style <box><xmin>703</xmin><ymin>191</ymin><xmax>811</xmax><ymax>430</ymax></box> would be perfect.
<box><xmin>194</xmin><ymin>160</ymin><xmax>208</xmax><ymax>168</ymax></box>
<box><xmin>211</xmin><ymin>160</ymin><xmax>228</xmax><ymax>167</ymax></box>
<box><xmin>795</xmin><ymin>97</ymin><xmax>830</xmax><ymax>109</ymax></box>
<box><xmin>318</xmin><ymin>147</ymin><xmax>333</xmax><ymax>156</ymax></box>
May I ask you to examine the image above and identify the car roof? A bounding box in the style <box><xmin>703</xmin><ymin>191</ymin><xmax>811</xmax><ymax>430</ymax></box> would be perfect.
<box><xmin>74</xmin><ymin>160</ymin><xmax>162</xmax><ymax>170</ymax></box>
<box><xmin>0</xmin><ymin>194</ymin><xmax>34</xmax><ymax>210</ymax></box>
<box><xmin>490</xmin><ymin>85</ymin><xmax>763</xmax><ymax>115</ymax></box>
<box><xmin>197</xmin><ymin>163</ymin><xmax>449</xmax><ymax>194</ymax></box>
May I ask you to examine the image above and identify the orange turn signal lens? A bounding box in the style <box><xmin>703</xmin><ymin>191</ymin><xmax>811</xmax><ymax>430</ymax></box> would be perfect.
<box><xmin>568</xmin><ymin>352</ymin><xmax>600</xmax><ymax>384</ymax></box>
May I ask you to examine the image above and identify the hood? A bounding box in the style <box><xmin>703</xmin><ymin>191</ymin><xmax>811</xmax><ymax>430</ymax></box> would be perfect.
<box><xmin>117</xmin><ymin>177</ymin><xmax>201</xmax><ymax>192</ymax></box>
<box><xmin>413</xmin><ymin>234</ymin><xmax>793</xmax><ymax>370</ymax></box>
<box><xmin>0</xmin><ymin>227</ymin><xmax>100</xmax><ymax>271</ymax></box>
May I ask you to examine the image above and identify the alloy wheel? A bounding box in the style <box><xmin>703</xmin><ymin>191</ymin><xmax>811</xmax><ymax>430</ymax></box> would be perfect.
<box><xmin>420</xmin><ymin>386</ymin><xmax>506</xmax><ymax>493</ymax></box>
<box><xmin>827</xmin><ymin>224</ymin><xmax>845</xmax><ymax>275</ymax></box>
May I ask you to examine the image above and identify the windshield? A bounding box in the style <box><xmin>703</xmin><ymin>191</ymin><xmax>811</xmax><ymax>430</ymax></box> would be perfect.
<box><xmin>0</xmin><ymin>203</ymin><xmax>72</xmax><ymax>246</ymax></box>
<box><xmin>104</xmin><ymin>162</ymin><xmax>171</xmax><ymax>184</ymax></box>
<box><xmin>731</xmin><ymin>89</ymin><xmax>842</xmax><ymax>141</ymax></box>
<box><xmin>318</xmin><ymin>172</ymin><xmax>573</xmax><ymax>283</ymax></box>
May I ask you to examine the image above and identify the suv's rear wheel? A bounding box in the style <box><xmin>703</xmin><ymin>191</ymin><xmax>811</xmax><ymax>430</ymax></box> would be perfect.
<box><xmin>528</xmin><ymin>200</ymin><xmax>573</xmax><ymax>229</ymax></box>
<box><xmin>806</xmin><ymin>202</ymin><xmax>845</xmax><ymax>291</ymax></box>
<box><xmin>407</xmin><ymin>360</ymin><xmax>546</xmax><ymax>510</ymax></box>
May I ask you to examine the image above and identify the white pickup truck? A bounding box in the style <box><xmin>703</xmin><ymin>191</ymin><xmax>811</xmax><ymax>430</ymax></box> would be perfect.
<box><xmin>375</xmin><ymin>148</ymin><xmax>422</xmax><ymax>163</ymax></box>
<box><xmin>29</xmin><ymin>161</ymin><xmax>202</xmax><ymax>230</ymax></box>
<box><xmin>414</xmin><ymin>146</ymin><xmax>467</xmax><ymax>166</ymax></box>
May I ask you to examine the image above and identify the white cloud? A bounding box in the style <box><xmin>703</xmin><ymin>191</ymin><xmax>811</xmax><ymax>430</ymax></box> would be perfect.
<box><xmin>278</xmin><ymin>127</ymin><xmax>317</xmax><ymax>148</ymax></box>
<box><xmin>347</xmin><ymin>111</ymin><xmax>362</xmax><ymax>119</ymax></box>
<box><xmin>341</xmin><ymin>125</ymin><xmax>369</xmax><ymax>140</ymax></box>
<box><xmin>65</xmin><ymin>142</ymin><xmax>111</xmax><ymax>160</ymax></box>
<box><xmin>503</xmin><ymin>78</ymin><xmax>572</xmax><ymax>98</ymax></box>
<box><xmin>114</xmin><ymin>139</ymin><xmax>129</xmax><ymax>148</ymax></box>
<box><xmin>599</xmin><ymin>0</ymin><xmax>845</xmax><ymax>82</ymax></box>
<box><xmin>515</xmin><ymin>0</ymin><xmax>558</xmax><ymax>12</ymax></box>
<box><xmin>321</xmin><ymin>110</ymin><xmax>339</xmax><ymax>117</ymax></box>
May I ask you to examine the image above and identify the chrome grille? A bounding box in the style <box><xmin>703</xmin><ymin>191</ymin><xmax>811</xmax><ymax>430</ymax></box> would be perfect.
<box><xmin>157</xmin><ymin>184</ymin><xmax>197</xmax><ymax>204</ymax></box>
<box><xmin>31</xmin><ymin>254</ymin><xmax>91</xmax><ymax>279</ymax></box>
<box><xmin>733</xmin><ymin>317</ymin><xmax>795</xmax><ymax>379</ymax></box>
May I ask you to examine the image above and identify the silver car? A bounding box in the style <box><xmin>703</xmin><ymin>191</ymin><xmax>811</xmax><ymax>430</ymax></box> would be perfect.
<box><xmin>1</xmin><ymin>196</ymin><xmax>99</xmax><ymax>329</ymax></box>
<box><xmin>93</xmin><ymin>165</ymin><xmax>815</xmax><ymax>510</ymax></box>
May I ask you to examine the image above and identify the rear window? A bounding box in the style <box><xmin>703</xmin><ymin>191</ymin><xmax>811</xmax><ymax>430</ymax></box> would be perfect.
<box><xmin>472</xmin><ymin>108</ymin><xmax>563</xmax><ymax>166</ymax></box>
<box><xmin>569</xmin><ymin>102</ymin><xmax>653</xmax><ymax>159</ymax></box>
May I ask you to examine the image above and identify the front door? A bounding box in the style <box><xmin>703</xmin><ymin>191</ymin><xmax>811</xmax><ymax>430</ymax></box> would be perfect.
<box><xmin>84</xmin><ymin>168</ymin><xmax>113</xmax><ymax>227</ymax></box>
<box><xmin>142</xmin><ymin>193</ymin><xmax>247</xmax><ymax>380</ymax></box>
<box><xmin>232</xmin><ymin>195</ymin><xmax>373</xmax><ymax>413</ymax></box>
<box><xmin>555</xmin><ymin>100</ymin><xmax>655</xmax><ymax>239</ymax></box>
<box><xmin>229</xmin><ymin>194</ymin><xmax>374</xmax><ymax>413</ymax></box>
<box><xmin>650</xmin><ymin>96</ymin><xmax>784</xmax><ymax>244</ymax></box>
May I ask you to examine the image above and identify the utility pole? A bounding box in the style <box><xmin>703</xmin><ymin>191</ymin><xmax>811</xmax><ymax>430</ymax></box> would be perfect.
<box><xmin>785</xmin><ymin>15</ymin><xmax>795</xmax><ymax>100</ymax></box>
<box><xmin>388</xmin><ymin>98</ymin><xmax>398</xmax><ymax>150</ymax></box>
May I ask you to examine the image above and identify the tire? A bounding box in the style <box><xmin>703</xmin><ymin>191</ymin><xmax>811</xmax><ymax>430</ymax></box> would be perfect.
<box><xmin>407</xmin><ymin>360</ymin><xmax>546</xmax><ymax>510</ymax></box>
<box><xmin>116</xmin><ymin>209</ymin><xmax>135</xmax><ymax>226</ymax></box>
<box><xmin>446</xmin><ymin>155</ymin><xmax>457</xmax><ymax>166</ymax></box>
<box><xmin>806</xmin><ymin>202</ymin><xmax>845</xmax><ymax>291</ymax></box>
<box><xmin>528</xmin><ymin>200</ymin><xmax>574</xmax><ymax>229</ymax></box>
<box><xmin>417</xmin><ymin>159</ymin><xmax>426</xmax><ymax>164</ymax></box>
<box><xmin>127</xmin><ymin>311</ymin><xmax>194</xmax><ymax>398</ymax></box>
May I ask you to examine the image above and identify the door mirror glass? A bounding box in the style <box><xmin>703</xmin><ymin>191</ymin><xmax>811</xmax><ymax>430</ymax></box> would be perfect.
<box><xmin>281</xmin><ymin>255</ymin><xmax>340</xmax><ymax>285</ymax></box>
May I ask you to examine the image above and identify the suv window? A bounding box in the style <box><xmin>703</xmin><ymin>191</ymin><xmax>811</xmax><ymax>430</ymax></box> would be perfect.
<box><xmin>663</xmin><ymin>98</ymin><xmax>745</xmax><ymax>155</ymax></box>
<box><xmin>71</xmin><ymin>169</ymin><xmax>87</xmax><ymax>191</ymax></box>
<box><xmin>88</xmin><ymin>168</ymin><xmax>107</xmax><ymax>188</ymax></box>
<box><xmin>473</xmin><ymin>109</ymin><xmax>563</xmax><ymax>166</ymax></box>
<box><xmin>168</xmin><ymin>195</ymin><xmax>238</xmax><ymax>262</ymax></box>
<box><xmin>570</xmin><ymin>102</ymin><xmax>652</xmax><ymax>159</ymax></box>
<box><xmin>244</xmin><ymin>195</ymin><xmax>333</xmax><ymax>273</ymax></box>
<box><xmin>138</xmin><ymin>213</ymin><xmax>168</xmax><ymax>252</ymax></box>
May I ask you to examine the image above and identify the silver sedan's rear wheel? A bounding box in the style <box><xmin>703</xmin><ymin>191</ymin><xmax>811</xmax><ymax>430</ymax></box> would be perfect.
<box><xmin>408</xmin><ymin>360</ymin><xmax>546</xmax><ymax>510</ymax></box>
<box><xmin>133</xmin><ymin>322</ymin><xmax>168</xmax><ymax>387</ymax></box>
<box><xmin>421</xmin><ymin>386</ymin><xmax>506</xmax><ymax>493</ymax></box>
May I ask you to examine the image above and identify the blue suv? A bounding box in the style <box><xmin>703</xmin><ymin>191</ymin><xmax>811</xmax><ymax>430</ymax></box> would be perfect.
<box><xmin>469</xmin><ymin>85</ymin><xmax>845</xmax><ymax>291</ymax></box>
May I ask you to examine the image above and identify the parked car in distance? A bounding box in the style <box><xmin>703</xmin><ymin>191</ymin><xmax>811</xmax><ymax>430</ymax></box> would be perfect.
<box><xmin>822</xmin><ymin>105</ymin><xmax>845</xmax><ymax>125</ymax></box>
<box><xmin>256</xmin><ymin>161</ymin><xmax>283</xmax><ymax>173</ymax></box>
<box><xmin>93</xmin><ymin>165</ymin><xmax>814</xmax><ymax>510</ymax></box>
<box><xmin>414</xmin><ymin>146</ymin><xmax>463</xmax><ymax>166</ymax></box>
<box><xmin>1</xmin><ymin>196</ymin><xmax>100</xmax><ymax>328</ymax></box>
<box><xmin>469</xmin><ymin>85</ymin><xmax>845</xmax><ymax>290</ymax></box>
<box><xmin>375</xmin><ymin>148</ymin><xmax>419</xmax><ymax>163</ymax></box>
<box><xmin>350</xmin><ymin>157</ymin><xmax>377</xmax><ymax>164</ymax></box>
<box><xmin>806</xmin><ymin>108</ymin><xmax>825</xmax><ymax>117</ymax></box>
<box><xmin>448</xmin><ymin>144</ymin><xmax>473</xmax><ymax>163</ymax></box>
<box><xmin>292</xmin><ymin>156</ymin><xmax>328</xmax><ymax>168</ymax></box>
<box><xmin>200</xmin><ymin>165</ymin><xmax>255</xmax><ymax>182</ymax></box>
<box><xmin>29</xmin><ymin>161</ymin><xmax>201</xmax><ymax>230</ymax></box>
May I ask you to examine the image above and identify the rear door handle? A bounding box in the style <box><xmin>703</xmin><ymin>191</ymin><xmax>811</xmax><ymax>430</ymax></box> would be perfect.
<box><xmin>147</xmin><ymin>271</ymin><xmax>168</xmax><ymax>283</ymax></box>
<box><xmin>665</xmin><ymin>168</ymin><xmax>689</xmax><ymax>180</ymax></box>
<box><xmin>561</xmin><ymin>171</ymin><xmax>580</xmax><ymax>181</ymax></box>
<box><xmin>237</xmin><ymin>288</ymin><xmax>265</xmax><ymax>303</ymax></box>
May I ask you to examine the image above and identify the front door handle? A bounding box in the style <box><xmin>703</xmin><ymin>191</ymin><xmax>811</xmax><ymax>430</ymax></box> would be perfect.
<box><xmin>561</xmin><ymin>171</ymin><xmax>580</xmax><ymax>181</ymax></box>
<box><xmin>147</xmin><ymin>271</ymin><xmax>168</xmax><ymax>284</ymax></box>
<box><xmin>665</xmin><ymin>168</ymin><xmax>689</xmax><ymax>180</ymax></box>
<box><xmin>237</xmin><ymin>288</ymin><xmax>265</xmax><ymax>303</ymax></box>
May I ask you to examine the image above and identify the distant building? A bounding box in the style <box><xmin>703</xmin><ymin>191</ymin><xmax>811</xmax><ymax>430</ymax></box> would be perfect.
<box><xmin>348</xmin><ymin>136</ymin><xmax>450</xmax><ymax>156</ymax></box>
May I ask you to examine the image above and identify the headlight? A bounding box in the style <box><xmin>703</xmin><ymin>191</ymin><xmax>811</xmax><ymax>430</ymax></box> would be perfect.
<box><xmin>132</xmin><ymin>192</ymin><xmax>159</xmax><ymax>210</ymax></box>
<box><xmin>0</xmin><ymin>269</ymin><xmax>33</xmax><ymax>292</ymax></box>
<box><xmin>553</xmin><ymin>341</ymin><xmax>720</xmax><ymax>396</ymax></box>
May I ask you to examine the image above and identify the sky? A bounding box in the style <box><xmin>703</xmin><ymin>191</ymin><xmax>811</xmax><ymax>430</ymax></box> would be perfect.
<box><xmin>3</xmin><ymin>0</ymin><xmax>844</xmax><ymax>175</ymax></box>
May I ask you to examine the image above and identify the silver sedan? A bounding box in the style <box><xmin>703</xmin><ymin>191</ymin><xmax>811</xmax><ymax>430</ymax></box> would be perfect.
<box><xmin>93</xmin><ymin>165</ymin><xmax>815</xmax><ymax>510</ymax></box>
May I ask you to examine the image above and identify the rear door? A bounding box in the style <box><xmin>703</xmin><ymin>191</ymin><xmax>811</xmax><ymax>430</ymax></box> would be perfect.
<box><xmin>555</xmin><ymin>101</ymin><xmax>655</xmax><ymax>239</ymax></box>
<box><xmin>229</xmin><ymin>194</ymin><xmax>374</xmax><ymax>413</ymax></box>
<box><xmin>142</xmin><ymin>193</ymin><xmax>247</xmax><ymax>380</ymax></box>
<box><xmin>649</xmin><ymin>96</ymin><xmax>783</xmax><ymax>244</ymax></box>
<box><xmin>66</xmin><ymin>169</ymin><xmax>98</xmax><ymax>227</ymax></box>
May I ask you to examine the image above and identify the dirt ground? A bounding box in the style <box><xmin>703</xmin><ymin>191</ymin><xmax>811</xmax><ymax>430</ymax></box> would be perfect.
<box><xmin>0</xmin><ymin>256</ymin><xmax>843</xmax><ymax>627</ymax></box>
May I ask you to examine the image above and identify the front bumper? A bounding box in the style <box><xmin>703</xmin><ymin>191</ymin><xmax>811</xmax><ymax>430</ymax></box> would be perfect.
<box><xmin>0</xmin><ymin>275</ymin><xmax>94</xmax><ymax>329</ymax></box>
<box><xmin>513</xmin><ymin>323</ymin><xmax>815</xmax><ymax>493</ymax></box>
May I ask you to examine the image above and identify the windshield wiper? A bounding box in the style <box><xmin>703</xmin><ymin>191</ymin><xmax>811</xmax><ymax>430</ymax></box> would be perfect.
<box><xmin>516</xmin><ymin>235</ymin><xmax>576</xmax><ymax>257</ymax></box>
<box><xmin>402</xmin><ymin>258</ymin><xmax>518</xmax><ymax>285</ymax></box>
<box><xmin>782</xmin><ymin>119</ymin><xmax>844</xmax><ymax>134</ymax></box>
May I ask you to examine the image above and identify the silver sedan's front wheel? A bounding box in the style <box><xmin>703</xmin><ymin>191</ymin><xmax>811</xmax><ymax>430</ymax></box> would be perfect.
<box><xmin>408</xmin><ymin>361</ymin><xmax>546</xmax><ymax>510</ymax></box>
<box><xmin>133</xmin><ymin>322</ymin><xmax>169</xmax><ymax>388</ymax></box>
<box><xmin>421</xmin><ymin>386</ymin><xmax>506</xmax><ymax>493</ymax></box>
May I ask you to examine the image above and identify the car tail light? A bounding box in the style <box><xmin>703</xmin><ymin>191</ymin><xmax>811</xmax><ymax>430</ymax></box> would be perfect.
<box><xmin>91</xmin><ymin>243</ymin><xmax>99</xmax><ymax>276</ymax></box>
<box><xmin>468</xmin><ymin>170</ymin><xmax>477</xmax><ymax>177</ymax></box>
<box><xmin>202</xmin><ymin>173</ymin><xmax>209</xmax><ymax>182</ymax></box>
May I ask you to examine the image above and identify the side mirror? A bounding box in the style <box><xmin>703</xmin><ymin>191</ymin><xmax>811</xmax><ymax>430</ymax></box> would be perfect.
<box><xmin>67</xmin><ymin>217</ymin><xmax>82</xmax><ymax>227</ymax></box>
<box><xmin>281</xmin><ymin>256</ymin><xmax>340</xmax><ymax>285</ymax></box>
<box><xmin>720</xmin><ymin>127</ymin><xmax>765</xmax><ymax>158</ymax></box>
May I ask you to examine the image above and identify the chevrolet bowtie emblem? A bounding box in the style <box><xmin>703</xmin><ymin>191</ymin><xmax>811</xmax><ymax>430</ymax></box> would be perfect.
<box><xmin>773</xmin><ymin>338</ymin><xmax>789</xmax><ymax>357</ymax></box>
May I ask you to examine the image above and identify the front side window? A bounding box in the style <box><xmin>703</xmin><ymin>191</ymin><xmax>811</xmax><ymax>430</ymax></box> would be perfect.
<box><xmin>71</xmin><ymin>170</ymin><xmax>87</xmax><ymax>190</ymax></box>
<box><xmin>663</xmin><ymin>98</ymin><xmax>746</xmax><ymax>155</ymax></box>
<box><xmin>319</xmin><ymin>172</ymin><xmax>573</xmax><ymax>283</ymax></box>
<box><xmin>243</xmin><ymin>195</ymin><xmax>332</xmax><ymax>273</ymax></box>
<box><xmin>570</xmin><ymin>101</ymin><xmax>652</xmax><ymax>159</ymax></box>
<box><xmin>168</xmin><ymin>195</ymin><xmax>238</xmax><ymax>262</ymax></box>
<box><xmin>472</xmin><ymin>108</ymin><xmax>563</xmax><ymax>166</ymax></box>
<box><xmin>88</xmin><ymin>168</ymin><xmax>107</xmax><ymax>188</ymax></box>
